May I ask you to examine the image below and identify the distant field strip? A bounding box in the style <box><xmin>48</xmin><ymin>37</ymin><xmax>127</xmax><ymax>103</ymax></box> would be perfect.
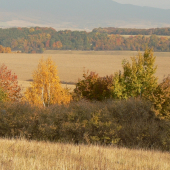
<box><xmin>0</xmin><ymin>50</ymin><xmax>170</xmax><ymax>92</ymax></box>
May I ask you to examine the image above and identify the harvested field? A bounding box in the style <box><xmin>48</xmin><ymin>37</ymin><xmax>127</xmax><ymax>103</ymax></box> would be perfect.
<box><xmin>0</xmin><ymin>50</ymin><xmax>170</xmax><ymax>92</ymax></box>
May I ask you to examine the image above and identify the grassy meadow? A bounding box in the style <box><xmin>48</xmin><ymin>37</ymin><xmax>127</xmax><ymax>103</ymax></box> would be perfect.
<box><xmin>0</xmin><ymin>138</ymin><xmax>169</xmax><ymax>170</ymax></box>
<box><xmin>0</xmin><ymin>50</ymin><xmax>170</xmax><ymax>93</ymax></box>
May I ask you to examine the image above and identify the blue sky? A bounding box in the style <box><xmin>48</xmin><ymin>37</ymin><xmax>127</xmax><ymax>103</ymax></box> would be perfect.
<box><xmin>113</xmin><ymin>0</ymin><xmax>170</xmax><ymax>9</ymax></box>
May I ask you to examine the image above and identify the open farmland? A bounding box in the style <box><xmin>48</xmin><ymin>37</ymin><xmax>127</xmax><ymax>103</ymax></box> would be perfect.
<box><xmin>0</xmin><ymin>50</ymin><xmax>170</xmax><ymax>92</ymax></box>
<box><xmin>0</xmin><ymin>138</ymin><xmax>169</xmax><ymax>170</ymax></box>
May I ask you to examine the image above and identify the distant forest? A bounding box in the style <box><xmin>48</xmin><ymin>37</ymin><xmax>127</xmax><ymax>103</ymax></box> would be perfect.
<box><xmin>0</xmin><ymin>27</ymin><xmax>170</xmax><ymax>53</ymax></box>
<box><xmin>93</xmin><ymin>27</ymin><xmax>170</xmax><ymax>35</ymax></box>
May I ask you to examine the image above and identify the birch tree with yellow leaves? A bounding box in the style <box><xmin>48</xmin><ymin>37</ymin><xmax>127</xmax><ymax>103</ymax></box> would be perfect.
<box><xmin>25</xmin><ymin>57</ymin><xmax>71</xmax><ymax>107</ymax></box>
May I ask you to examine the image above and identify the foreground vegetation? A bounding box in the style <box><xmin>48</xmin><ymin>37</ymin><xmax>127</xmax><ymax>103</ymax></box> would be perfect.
<box><xmin>0</xmin><ymin>49</ymin><xmax>170</xmax><ymax>152</ymax></box>
<box><xmin>0</xmin><ymin>99</ymin><xmax>170</xmax><ymax>151</ymax></box>
<box><xmin>0</xmin><ymin>138</ymin><xmax>169</xmax><ymax>170</ymax></box>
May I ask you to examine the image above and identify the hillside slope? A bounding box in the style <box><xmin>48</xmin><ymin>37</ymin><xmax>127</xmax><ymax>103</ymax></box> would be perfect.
<box><xmin>1</xmin><ymin>0</ymin><xmax>170</xmax><ymax>29</ymax></box>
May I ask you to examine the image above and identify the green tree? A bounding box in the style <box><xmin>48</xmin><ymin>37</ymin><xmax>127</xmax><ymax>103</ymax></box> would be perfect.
<box><xmin>111</xmin><ymin>49</ymin><xmax>158</xmax><ymax>99</ymax></box>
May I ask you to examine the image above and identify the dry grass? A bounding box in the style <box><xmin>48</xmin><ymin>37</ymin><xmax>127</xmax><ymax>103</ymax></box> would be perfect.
<box><xmin>0</xmin><ymin>51</ymin><xmax>170</xmax><ymax>92</ymax></box>
<box><xmin>0</xmin><ymin>138</ymin><xmax>169</xmax><ymax>170</ymax></box>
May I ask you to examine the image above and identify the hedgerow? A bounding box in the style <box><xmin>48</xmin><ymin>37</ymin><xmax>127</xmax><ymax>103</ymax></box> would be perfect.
<box><xmin>0</xmin><ymin>99</ymin><xmax>169</xmax><ymax>151</ymax></box>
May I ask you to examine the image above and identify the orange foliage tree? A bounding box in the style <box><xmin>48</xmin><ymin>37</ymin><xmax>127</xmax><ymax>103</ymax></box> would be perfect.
<box><xmin>0</xmin><ymin>45</ymin><xmax>4</xmax><ymax>53</ymax></box>
<box><xmin>24</xmin><ymin>57</ymin><xmax>72</xmax><ymax>107</ymax></box>
<box><xmin>0</xmin><ymin>45</ymin><xmax>11</xmax><ymax>53</ymax></box>
<box><xmin>56</xmin><ymin>41</ymin><xmax>63</xmax><ymax>49</ymax></box>
<box><xmin>0</xmin><ymin>64</ymin><xmax>22</xmax><ymax>101</ymax></box>
<box><xmin>4</xmin><ymin>47</ymin><xmax>11</xmax><ymax>53</ymax></box>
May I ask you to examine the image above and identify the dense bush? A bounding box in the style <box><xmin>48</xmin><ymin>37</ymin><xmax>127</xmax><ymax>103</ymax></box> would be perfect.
<box><xmin>74</xmin><ymin>71</ymin><xmax>113</xmax><ymax>101</ymax></box>
<box><xmin>106</xmin><ymin>99</ymin><xmax>170</xmax><ymax>150</ymax></box>
<box><xmin>0</xmin><ymin>99</ymin><xmax>169</xmax><ymax>151</ymax></box>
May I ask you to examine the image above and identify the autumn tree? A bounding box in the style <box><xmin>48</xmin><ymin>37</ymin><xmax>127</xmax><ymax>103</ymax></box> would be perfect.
<box><xmin>111</xmin><ymin>49</ymin><xmax>158</xmax><ymax>99</ymax></box>
<box><xmin>25</xmin><ymin>57</ymin><xmax>71</xmax><ymax>107</ymax></box>
<box><xmin>74</xmin><ymin>49</ymin><xmax>158</xmax><ymax>101</ymax></box>
<box><xmin>150</xmin><ymin>75</ymin><xmax>170</xmax><ymax>119</ymax></box>
<box><xmin>0</xmin><ymin>45</ymin><xmax>4</xmax><ymax>53</ymax></box>
<box><xmin>0</xmin><ymin>64</ymin><xmax>22</xmax><ymax>101</ymax></box>
<box><xmin>0</xmin><ymin>45</ymin><xmax>11</xmax><ymax>53</ymax></box>
<box><xmin>0</xmin><ymin>87</ymin><xmax>7</xmax><ymax>102</ymax></box>
<box><xmin>4</xmin><ymin>47</ymin><xmax>11</xmax><ymax>53</ymax></box>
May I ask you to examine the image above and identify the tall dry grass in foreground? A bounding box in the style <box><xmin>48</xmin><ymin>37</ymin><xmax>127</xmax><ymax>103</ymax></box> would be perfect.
<box><xmin>0</xmin><ymin>138</ymin><xmax>169</xmax><ymax>170</ymax></box>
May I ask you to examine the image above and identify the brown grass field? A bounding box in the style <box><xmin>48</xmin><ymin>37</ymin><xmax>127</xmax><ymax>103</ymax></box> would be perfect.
<box><xmin>0</xmin><ymin>50</ymin><xmax>170</xmax><ymax>92</ymax></box>
<box><xmin>0</xmin><ymin>138</ymin><xmax>169</xmax><ymax>170</ymax></box>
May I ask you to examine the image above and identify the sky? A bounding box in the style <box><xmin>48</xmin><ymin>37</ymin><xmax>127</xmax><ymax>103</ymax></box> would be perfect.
<box><xmin>113</xmin><ymin>0</ymin><xmax>170</xmax><ymax>9</ymax></box>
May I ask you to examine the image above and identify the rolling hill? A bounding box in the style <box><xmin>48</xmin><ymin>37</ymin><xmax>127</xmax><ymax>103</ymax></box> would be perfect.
<box><xmin>0</xmin><ymin>0</ymin><xmax>170</xmax><ymax>30</ymax></box>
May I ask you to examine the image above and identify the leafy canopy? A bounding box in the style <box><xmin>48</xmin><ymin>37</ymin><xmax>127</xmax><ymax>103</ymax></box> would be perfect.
<box><xmin>74</xmin><ymin>71</ymin><xmax>113</xmax><ymax>101</ymax></box>
<box><xmin>0</xmin><ymin>87</ymin><xmax>7</xmax><ymax>102</ymax></box>
<box><xmin>25</xmin><ymin>57</ymin><xmax>71</xmax><ymax>107</ymax></box>
<box><xmin>0</xmin><ymin>64</ymin><xmax>22</xmax><ymax>101</ymax></box>
<box><xmin>111</xmin><ymin>49</ymin><xmax>158</xmax><ymax>99</ymax></box>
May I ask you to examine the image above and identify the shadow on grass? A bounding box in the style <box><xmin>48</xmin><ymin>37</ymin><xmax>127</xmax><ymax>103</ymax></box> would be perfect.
<box><xmin>26</xmin><ymin>79</ymin><xmax>76</xmax><ymax>85</ymax></box>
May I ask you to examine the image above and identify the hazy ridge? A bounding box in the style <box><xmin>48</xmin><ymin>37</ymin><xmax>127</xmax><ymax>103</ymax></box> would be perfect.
<box><xmin>1</xmin><ymin>0</ymin><xmax>170</xmax><ymax>30</ymax></box>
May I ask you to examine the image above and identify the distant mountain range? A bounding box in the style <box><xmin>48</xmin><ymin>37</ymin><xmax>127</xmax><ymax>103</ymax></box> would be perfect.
<box><xmin>1</xmin><ymin>0</ymin><xmax>170</xmax><ymax>30</ymax></box>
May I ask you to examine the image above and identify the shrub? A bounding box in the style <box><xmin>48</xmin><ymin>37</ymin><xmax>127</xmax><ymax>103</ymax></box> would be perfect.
<box><xmin>74</xmin><ymin>71</ymin><xmax>113</xmax><ymax>101</ymax></box>
<box><xmin>106</xmin><ymin>98</ymin><xmax>170</xmax><ymax>150</ymax></box>
<box><xmin>0</xmin><ymin>102</ymin><xmax>40</xmax><ymax>139</ymax></box>
<box><xmin>0</xmin><ymin>99</ymin><xmax>169</xmax><ymax>151</ymax></box>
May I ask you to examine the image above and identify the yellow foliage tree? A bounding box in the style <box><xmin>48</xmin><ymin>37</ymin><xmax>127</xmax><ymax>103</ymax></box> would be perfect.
<box><xmin>0</xmin><ymin>45</ymin><xmax>4</xmax><ymax>53</ymax></box>
<box><xmin>0</xmin><ymin>45</ymin><xmax>11</xmax><ymax>53</ymax></box>
<box><xmin>4</xmin><ymin>47</ymin><xmax>11</xmax><ymax>53</ymax></box>
<box><xmin>25</xmin><ymin>57</ymin><xmax>72</xmax><ymax>107</ymax></box>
